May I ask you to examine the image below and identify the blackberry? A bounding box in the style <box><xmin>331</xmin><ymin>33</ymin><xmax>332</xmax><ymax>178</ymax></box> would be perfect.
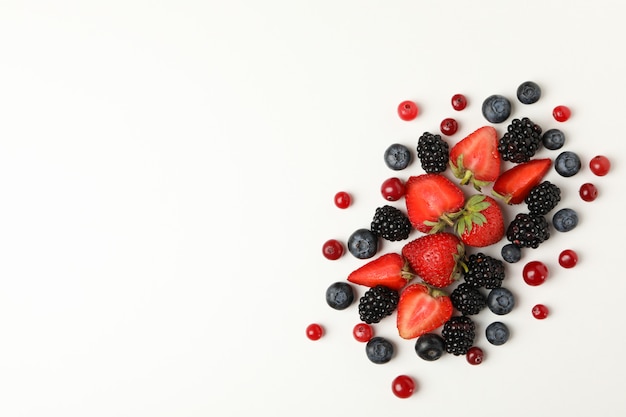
<box><xmin>497</xmin><ymin>117</ymin><xmax>543</xmax><ymax>163</ymax></box>
<box><xmin>442</xmin><ymin>316</ymin><xmax>476</xmax><ymax>356</ymax></box>
<box><xmin>463</xmin><ymin>253</ymin><xmax>505</xmax><ymax>289</ymax></box>
<box><xmin>506</xmin><ymin>213</ymin><xmax>550</xmax><ymax>249</ymax></box>
<box><xmin>417</xmin><ymin>132</ymin><xmax>449</xmax><ymax>173</ymax></box>
<box><xmin>450</xmin><ymin>283</ymin><xmax>486</xmax><ymax>315</ymax></box>
<box><xmin>358</xmin><ymin>285</ymin><xmax>399</xmax><ymax>324</ymax></box>
<box><xmin>370</xmin><ymin>205</ymin><xmax>412</xmax><ymax>242</ymax></box>
<box><xmin>525</xmin><ymin>181</ymin><xmax>561</xmax><ymax>215</ymax></box>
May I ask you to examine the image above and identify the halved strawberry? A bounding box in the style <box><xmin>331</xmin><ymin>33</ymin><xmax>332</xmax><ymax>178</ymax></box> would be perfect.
<box><xmin>449</xmin><ymin>126</ymin><xmax>501</xmax><ymax>190</ymax></box>
<box><xmin>397</xmin><ymin>283</ymin><xmax>453</xmax><ymax>339</ymax></box>
<box><xmin>455</xmin><ymin>194</ymin><xmax>505</xmax><ymax>248</ymax></box>
<box><xmin>347</xmin><ymin>253</ymin><xmax>415</xmax><ymax>291</ymax></box>
<box><xmin>492</xmin><ymin>158</ymin><xmax>552</xmax><ymax>204</ymax></box>
<box><xmin>404</xmin><ymin>173</ymin><xmax>465</xmax><ymax>234</ymax></box>
<box><xmin>401</xmin><ymin>232</ymin><xmax>465</xmax><ymax>288</ymax></box>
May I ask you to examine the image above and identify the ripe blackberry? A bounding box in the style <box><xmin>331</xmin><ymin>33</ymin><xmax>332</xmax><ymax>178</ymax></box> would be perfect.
<box><xmin>370</xmin><ymin>205</ymin><xmax>412</xmax><ymax>241</ymax></box>
<box><xmin>525</xmin><ymin>181</ymin><xmax>561</xmax><ymax>215</ymax></box>
<box><xmin>450</xmin><ymin>283</ymin><xmax>486</xmax><ymax>315</ymax></box>
<box><xmin>417</xmin><ymin>132</ymin><xmax>449</xmax><ymax>173</ymax></box>
<box><xmin>506</xmin><ymin>213</ymin><xmax>550</xmax><ymax>249</ymax></box>
<box><xmin>498</xmin><ymin>117</ymin><xmax>543</xmax><ymax>163</ymax></box>
<box><xmin>358</xmin><ymin>285</ymin><xmax>399</xmax><ymax>324</ymax></box>
<box><xmin>463</xmin><ymin>253</ymin><xmax>505</xmax><ymax>289</ymax></box>
<box><xmin>442</xmin><ymin>316</ymin><xmax>476</xmax><ymax>356</ymax></box>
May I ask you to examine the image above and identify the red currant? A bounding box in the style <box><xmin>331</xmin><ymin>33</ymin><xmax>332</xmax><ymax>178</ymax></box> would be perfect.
<box><xmin>334</xmin><ymin>191</ymin><xmax>351</xmax><ymax>209</ymax></box>
<box><xmin>523</xmin><ymin>261</ymin><xmax>549</xmax><ymax>286</ymax></box>
<box><xmin>381</xmin><ymin>177</ymin><xmax>405</xmax><ymax>201</ymax></box>
<box><xmin>589</xmin><ymin>155</ymin><xmax>611</xmax><ymax>176</ymax></box>
<box><xmin>579</xmin><ymin>183</ymin><xmax>598</xmax><ymax>202</ymax></box>
<box><xmin>552</xmin><ymin>105</ymin><xmax>571</xmax><ymax>122</ymax></box>
<box><xmin>466</xmin><ymin>347</ymin><xmax>484</xmax><ymax>365</ymax></box>
<box><xmin>306</xmin><ymin>323</ymin><xmax>324</xmax><ymax>340</ymax></box>
<box><xmin>440</xmin><ymin>118</ymin><xmax>458</xmax><ymax>136</ymax></box>
<box><xmin>532</xmin><ymin>304</ymin><xmax>549</xmax><ymax>319</ymax></box>
<box><xmin>397</xmin><ymin>100</ymin><xmax>418</xmax><ymax>121</ymax></box>
<box><xmin>451</xmin><ymin>94</ymin><xmax>467</xmax><ymax>111</ymax></box>
<box><xmin>322</xmin><ymin>239</ymin><xmax>344</xmax><ymax>260</ymax></box>
<box><xmin>558</xmin><ymin>249</ymin><xmax>578</xmax><ymax>268</ymax></box>
<box><xmin>352</xmin><ymin>323</ymin><xmax>373</xmax><ymax>343</ymax></box>
<box><xmin>391</xmin><ymin>375</ymin><xmax>416</xmax><ymax>399</ymax></box>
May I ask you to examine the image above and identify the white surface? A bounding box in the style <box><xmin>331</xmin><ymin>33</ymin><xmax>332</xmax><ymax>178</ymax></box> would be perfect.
<box><xmin>0</xmin><ymin>1</ymin><xmax>624</xmax><ymax>416</ymax></box>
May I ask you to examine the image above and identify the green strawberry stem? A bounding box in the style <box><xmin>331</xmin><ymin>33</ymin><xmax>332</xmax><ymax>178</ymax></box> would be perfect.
<box><xmin>401</xmin><ymin>259</ymin><xmax>418</xmax><ymax>281</ymax></box>
<box><xmin>460</xmin><ymin>169</ymin><xmax>473</xmax><ymax>186</ymax></box>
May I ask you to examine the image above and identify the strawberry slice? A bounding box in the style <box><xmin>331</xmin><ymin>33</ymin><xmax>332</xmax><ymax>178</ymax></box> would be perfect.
<box><xmin>404</xmin><ymin>173</ymin><xmax>465</xmax><ymax>234</ymax></box>
<box><xmin>347</xmin><ymin>253</ymin><xmax>415</xmax><ymax>291</ymax></box>
<box><xmin>397</xmin><ymin>283</ymin><xmax>453</xmax><ymax>339</ymax></box>
<box><xmin>455</xmin><ymin>194</ymin><xmax>505</xmax><ymax>248</ymax></box>
<box><xmin>492</xmin><ymin>158</ymin><xmax>552</xmax><ymax>204</ymax></box>
<box><xmin>449</xmin><ymin>126</ymin><xmax>501</xmax><ymax>190</ymax></box>
<box><xmin>401</xmin><ymin>232</ymin><xmax>465</xmax><ymax>288</ymax></box>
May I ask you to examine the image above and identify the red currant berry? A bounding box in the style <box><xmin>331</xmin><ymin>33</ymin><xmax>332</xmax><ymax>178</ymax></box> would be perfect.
<box><xmin>381</xmin><ymin>177</ymin><xmax>405</xmax><ymax>201</ymax></box>
<box><xmin>523</xmin><ymin>261</ymin><xmax>549</xmax><ymax>286</ymax></box>
<box><xmin>589</xmin><ymin>155</ymin><xmax>611</xmax><ymax>176</ymax></box>
<box><xmin>352</xmin><ymin>323</ymin><xmax>373</xmax><ymax>343</ymax></box>
<box><xmin>391</xmin><ymin>375</ymin><xmax>416</xmax><ymax>399</ymax></box>
<box><xmin>397</xmin><ymin>100</ymin><xmax>418</xmax><ymax>121</ymax></box>
<box><xmin>466</xmin><ymin>347</ymin><xmax>484</xmax><ymax>365</ymax></box>
<box><xmin>334</xmin><ymin>191</ymin><xmax>351</xmax><ymax>209</ymax></box>
<box><xmin>558</xmin><ymin>249</ymin><xmax>578</xmax><ymax>268</ymax></box>
<box><xmin>322</xmin><ymin>239</ymin><xmax>344</xmax><ymax>260</ymax></box>
<box><xmin>451</xmin><ymin>94</ymin><xmax>467</xmax><ymax>111</ymax></box>
<box><xmin>553</xmin><ymin>105</ymin><xmax>571</xmax><ymax>122</ymax></box>
<box><xmin>440</xmin><ymin>118</ymin><xmax>458</xmax><ymax>136</ymax></box>
<box><xmin>532</xmin><ymin>304</ymin><xmax>549</xmax><ymax>319</ymax></box>
<box><xmin>579</xmin><ymin>183</ymin><xmax>598</xmax><ymax>202</ymax></box>
<box><xmin>306</xmin><ymin>323</ymin><xmax>324</xmax><ymax>340</ymax></box>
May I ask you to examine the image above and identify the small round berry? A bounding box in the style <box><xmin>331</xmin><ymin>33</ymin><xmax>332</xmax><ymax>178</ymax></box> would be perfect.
<box><xmin>482</xmin><ymin>94</ymin><xmax>511</xmax><ymax>123</ymax></box>
<box><xmin>466</xmin><ymin>347</ymin><xmax>484</xmax><ymax>365</ymax></box>
<box><xmin>414</xmin><ymin>333</ymin><xmax>445</xmax><ymax>361</ymax></box>
<box><xmin>532</xmin><ymin>304</ymin><xmax>549</xmax><ymax>319</ymax></box>
<box><xmin>555</xmin><ymin>151</ymin><xmax>581</xmax><ymax>177</ymax></box>
<box><xmin>440</xmin><ymin>118</ymin><xmax>458</xmax><ymax>136</ymax></box>
<box><xmin>306</xmin><ymin>323</ymin><xmax>324</xmax><ymax>340</ymax></box>
<box><xmin>381</xmin><ymin>177</ymin><xmax>405</xmax><ymax>201</ymax></box>
<box><xmin>552</xmin><ymin>208</ymin><xmax>579</xmax><ymax>233</ymax></box>
<box><xmin>334</xmin><ymin>191</ymin><xmax>351</xmax><ymax>209</ymax></box>
<box><xmin>487</xmin><ymin>287</ymin><xmax>515</xmax><ymax>315</ymax></box>
<box><xmin>365</xmin><ymin>336</ymin><xmax>394</xmax><ymax>364</ymax></box>
<box><xmin>384</xmin><ymin>143</ymin><xmax>412</xmax><ymax>171</ymax></box>
<box><xmin>353</xmin><ymin>323</ymin><xmax>374</xmax><ymax>343</ymax></box>
<box><xmin>451</xmin><ymin>94</ymin><xmax>467</xmax><ymax>111</ymax></box>
<box><xmin>501</xmin><ymin>243</ymin><xmax>522</xmax><ymax>264</ymax></box>
<box><xmin>391</xmin><ymin>375</ymin><xmax>416</xmax><ymax>399</ymax></box>
<box><xmin>322</xmin><ymin>239</ymin><xmax>344</xmax><ymax>260</ymax></box>
<box><xmin>558</xmin><ymin>249</ymin><xmax>578</xmax><ymax>268</ymax></box>
<box><xmin>553</xmin><ymin>105</ymin><xmax>571</xmax><ymax>122</ymax></box>
<box><xmin>347</xmin><ymin>228</ymin><xmax>378</xmax><ymax>259</ymax></box>
<box><xmin>523</xmin><ymin>261</ymin><xmax>549</xmax><ymax>286</ymax></box>
<box><xmin>485</xmin><ymin>322</ymin><xmax>510</xmax><ymax>346</ymax></box>
<box><xmin>541</xmin><ymin>129</ymin><xmax>566</xmax><ymax>150</ymax></box>
<box><xmin>398</xmin><ymin>100</ymin><xmax>418</xmax><ymax>121</ymax></box>
<box><xmin>579</xmin><ymin>183</ymin><xmax>598</xmax><ymax>202</ymax></box>
<box><xmin>589</xmin><ymin>155</ymin><xmax>611</xmax><ymax>176</ymax></box>
<box><xmin>326</xmin><ymin>282</ymin><xmax>355</xmax><ymax>310</ymax></box>
<box><xmin>517</xmin><ymin>81</ymin><xmax>541</xmax><ymax>104</ymax></box>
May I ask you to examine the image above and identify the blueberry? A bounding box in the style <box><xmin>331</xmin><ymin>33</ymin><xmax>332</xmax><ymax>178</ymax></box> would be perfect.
<box><xmin>365</xmin><ymin>336</ymin><xmax>394</xmax><ymax>364</ymax></box>
<box><xmin>485</xmin><ymin>321</ymin><xmax>510</xmax><ymax>346</ymax></box>
<box><xmin>347</xmin><ymin>228</ymin><xmax>378</xmax><ymax>259</ymax></box>
<box><xmin>384</xmin><ymin>143</ymin><xmax>412</xmax><ymax>171</ymax></box>
<box><xmin>552</xmin><ymin>208</ymin><xmax>578</xmax><ymax>232</ymax></box>
<box><xmin>542</xmin><ymin>129</ymin><xmax>566</xmax><ymax>150</ymax></box>
<box><xmin>501</xmin><ymin>243</ymin><xmax>522</xmax><ymax>264</ymax></box>
<box><xmin>414</xmin><ymin>333</ymin><xmax>445</xmax><ymax>361</ymax></box>
<box><xmin>487</xmin><ymin>287</ymin><xmax>515</xmax><ymax>315</ymax></box>
<box><xmin>482</xmin><ymin>94</ymin><xmax>512</xmax><ymax>123</ymax></box>
<box><xmin>325</xmin><ymin>282</ymin><xmax>355</xmax><ymax>310</ymax></box>
<box><xmin>516</xmin><ymin>81</ymin><xmax>542</xmax><ymax>104</ymax></box>
<box><xmin>555</xmin><ymin>151</ymin><xmax>581</xmax><ymax>177</ymax></box>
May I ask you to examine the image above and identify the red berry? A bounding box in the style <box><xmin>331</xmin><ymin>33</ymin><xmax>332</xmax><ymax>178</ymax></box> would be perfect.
<box><xmin>523</xmin><ymin>261</ymin><xmax>549</xmax><ymax>286</ymax></box>
<box><xmin>391</xmin><ymin>375</ymin><xmax>416</xmax><ymax>399</ymax></box>
<box><xmin>451</xmin><ymin>94</ymin><xmax>467</xmax><ymax>111</ymax></box>
<box><xmin>440</xmin><ymin>118</ymin><xmax>458</xmax><ymax>136</ymax></box>
<box><xmin>466</xmin><ymin>347</ymin><xmax>484</xmax><ymax>365</ymax></box>
<box><xmin>306</xmin><ymin>323</ymin><xmax>324</xmax><ymax>340</ymax></box>
<box><xmin>353</xmin><ymin>323</ymin><xmax>373</xmax><ymax>343</ymax></box>
<box><xmin>559</xmin><ymin>249</ymin><xmax>578</xmax><ymax>268</ymax></box>
<box><xmin>589</xmin><ymin>155</ymin><xmax>611</xmax><ymax>176</ymax></box>
<box><xmin>552</xmin><ymin>105</ymin><xmax>571</xmax><ymax>122</ymax></box>
<box><xmin>532</xmin><ymin>304</ymin><xmax>549</xmax><ymax>319</ymax></box>
<box><xmin>322</xmin><ymin>239</ymin><xmax>344</xmax><ymax>260</ymax></box>
<box><xmin>381</xmin><ymin>177</ymin><xmax>405</xmax><ymax>201</ymax></box>
<box><xmin>579</xmin><ymin>183</ymin><xmax>598</xmax><ymax>202</ymax></box>
<box><xmin>334</xmin><ymin>191</ymin><xmax>351</xmax><ymax>209</ymax></box>
<box><xmin>398</xmin><ymin>100</ymin><xmax>418</xmax><ymax>121</ymax></box>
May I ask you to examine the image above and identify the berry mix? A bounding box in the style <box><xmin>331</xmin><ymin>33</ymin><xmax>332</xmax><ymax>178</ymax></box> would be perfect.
<box><xmin>309</xmin><ymin>82</ymin><xmax>611</xmax><ymax>399</ymax></box>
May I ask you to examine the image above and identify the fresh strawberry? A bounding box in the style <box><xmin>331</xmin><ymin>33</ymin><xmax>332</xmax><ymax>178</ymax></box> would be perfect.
<box><xmin>401</xmin><ymin>233</ymin><xmax>465</xmax><ymax>288</ymax></box>
<box><xmin>455</xmin><ymin>194</ymin><xmax>505</xmax><ymax>247</ymax></box>
<box><xmin>347</xmin><ymin>253</ymin><xmax>415</xmax><ymax>291</ymax></box>
<box><xmin>492</xmin><ymin>158</ymin><xmax>552</xmax><ymax>204</ymax></box>
<box><xmin>396</xmin><ymin>283</ymin><xmax>453</xmax><ymax>339</ymax></box>
<box><xmin>449</xmin><ymin>126</ymin><xmax>501</xmax><ymax>190</ymax></box>
<box><xmin>404</xmin><ymin>173</ymin><xmax>465</xmax><ymax>234</ymax></box>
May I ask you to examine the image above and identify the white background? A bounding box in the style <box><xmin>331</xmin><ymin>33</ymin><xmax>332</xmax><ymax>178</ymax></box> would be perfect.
<box><xmin>0</xmin><ymin>1</ymin><xmax>624</xmax><ymax>416</ymax></box>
